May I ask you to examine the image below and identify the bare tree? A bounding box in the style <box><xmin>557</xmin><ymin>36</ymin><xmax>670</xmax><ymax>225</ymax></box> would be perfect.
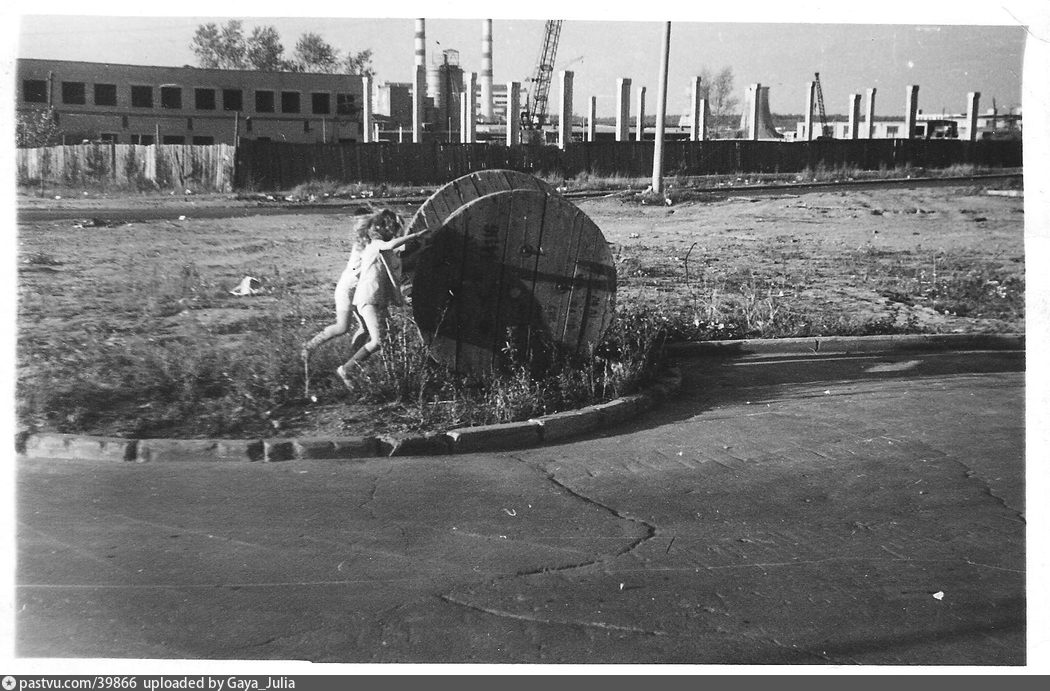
<box><xmin>696</xmin><ymin>66</ymin><xmax>738</xmax><ymax>116</ymax></box>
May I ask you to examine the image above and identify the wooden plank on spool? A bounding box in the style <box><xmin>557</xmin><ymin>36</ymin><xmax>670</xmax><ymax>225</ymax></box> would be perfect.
<box><xmin>529</xmin><ymin>191</ymin><xmax>578</xmax><ymax>349</ymax></box>
<box><xmin>564</xmin><ymin>210</ymin><xmax>616</xmax><ymax>353</ymax></box>
<box><xmin>411</xmin><ymin>188</ymin><xmax>615</xmax><ymax>374</ymax></box>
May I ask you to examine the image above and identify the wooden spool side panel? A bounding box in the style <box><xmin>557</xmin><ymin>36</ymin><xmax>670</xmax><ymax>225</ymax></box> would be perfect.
<box><xmin>562</xmin><ymin>216</ymin><xmax>616</xmax><ymax>353</ymax></box>
<box><xmin>412</xmin><ymin>188</ymin><xmax>614</xmax><ymax>373</ymax></box>
<box><xmin>500</xmin><ymin>190</ymin><xmax>549</xmax><ymax>367</ymax></box>
<box><xmin>578</xmin><ymin>226</ymin><xmax>617</xmax><ymax>352</ymax></box>
<box><xmin>404</xmin><ymin>169</ymin><xmax>553</xmax><ymax>235</ymax></box>
<box><xmin>551</xmin><ymin>206</ymin><xmax>588</xmax><ymax>346</ymax></box>
<box><xmin>415</xmin><ymin>191</ymin><xmax>546</xmax><ymax>373</ymax></box>
<box><xmin>528</xmin><ymin>193</ymin><xmax>579</xmax><ymax>351</ymax></box>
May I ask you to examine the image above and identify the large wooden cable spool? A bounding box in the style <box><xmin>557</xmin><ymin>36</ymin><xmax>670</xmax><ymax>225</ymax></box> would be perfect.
<box><xmin>409</xmin><ymin>184</ymin><xmax>616</xmax><ymax>374</ymax></box>
<box><xmin>400</xmin><ymin>169</ymin><xmax>555</xmax><ymax>276</ymax></box>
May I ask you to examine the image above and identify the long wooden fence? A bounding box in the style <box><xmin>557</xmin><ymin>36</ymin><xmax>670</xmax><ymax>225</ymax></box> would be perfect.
<box><xmin>17</xmin><ymin>139</ymin><xmax>1021</xmax><ymax>192</ymax></box>
<box><xmin>17</xmin><ymin>143</ymin><xmax>236</xmax><ymax>192</ymax></box>
<box><xmin>235</xmin><ymin>138</ymin><xmax>1022</xmax><ymax>190</ymax></box>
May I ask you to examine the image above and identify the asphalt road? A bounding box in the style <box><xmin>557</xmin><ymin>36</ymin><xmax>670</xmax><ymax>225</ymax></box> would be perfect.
<box><xmin>15</xmin><ymin>349</ymin><xmax>1025</xmax><ymax>665</ymax></box>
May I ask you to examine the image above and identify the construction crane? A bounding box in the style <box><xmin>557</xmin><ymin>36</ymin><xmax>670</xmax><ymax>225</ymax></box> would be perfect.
<box><xmin>522</xmin><ymin>20</ymin><xmax>563</xmax><ymax>139</ymax></box>
<box><xmin>814</xmin><ymin>72</ymin><xmax>831</xmax><ymax>138</ymax></box>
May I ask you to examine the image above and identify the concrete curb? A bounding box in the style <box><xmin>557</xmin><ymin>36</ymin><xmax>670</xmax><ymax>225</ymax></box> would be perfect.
<box><xmin>666</xmin><ymin>333</ymin><xmax>1024</xmax><ymax>357</ymax></box>
<box><xmin>17</xmin><ymin>367</ymin><xmax>683</xmax><ymax>463</ymax></box>
<box><xmin>16</xmin><ymin>333</ymin><xmax>1023</xmax><ymax>462</ymax></box>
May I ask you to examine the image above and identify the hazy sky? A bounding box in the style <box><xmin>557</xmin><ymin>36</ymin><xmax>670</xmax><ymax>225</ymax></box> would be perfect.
<box><xmin>13</xmin><ymin>2</ymin><xmax>1034</xmax><ymax>119</ymax></box>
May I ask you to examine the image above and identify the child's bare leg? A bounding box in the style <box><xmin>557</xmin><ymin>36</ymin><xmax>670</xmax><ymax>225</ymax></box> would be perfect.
<box><xmin>339</xmin><ymin>305</ymin><xmax>387</xmax><ymax>377</ymax></box>
<box><xmin>348</xmin><ymin>308</ymin><xmax>369</xmax><ymax>353</ymax></box>
<box><xmin>302</xmin><ymin>301</ymin><xmax>353</xmax><ymax>359</ymax></box>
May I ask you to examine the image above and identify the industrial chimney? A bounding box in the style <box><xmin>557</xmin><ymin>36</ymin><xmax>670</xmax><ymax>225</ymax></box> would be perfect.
<box><xmin>414</xmin><ymin>19</ymin><xmax>426</xmax><ymax>69</ymax></box>
<box><xmin>481</xmin><ymin>19</ymin><xmax>494</xmax><ymax>120</ymax></box>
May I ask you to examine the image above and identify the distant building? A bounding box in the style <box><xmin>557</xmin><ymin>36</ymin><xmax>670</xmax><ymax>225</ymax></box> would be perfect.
<box><xmin>793</xmin><ymin>108</ymin><xmax>1022</xmax><ymax>141</ymax></box>
<box><xmin>16</xmin><ymin>58</ymin><xmax>367</xmax><ymax>145</ymax></box>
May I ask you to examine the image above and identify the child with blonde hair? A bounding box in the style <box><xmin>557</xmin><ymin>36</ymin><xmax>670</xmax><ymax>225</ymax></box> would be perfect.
<box><xmin>302</xmin><ymin>209</ymin><xmax>431</xmax><ymax>388</ymax></box>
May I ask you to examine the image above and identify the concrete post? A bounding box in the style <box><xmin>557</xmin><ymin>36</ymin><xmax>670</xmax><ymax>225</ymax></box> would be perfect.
<box><xmin>847</xmin><ymin>93</ymin><xmax>861</xmax><ymax>139</ymax></box>
<box><xmin>636</xmin><ymin>86</ymin><xmax>647</xmax><ymax>141</ymax></box>
<box><xmin>651</xmin><ymin>22</ymin><xmax>671</xmax><ymax>195</ymax></box>
<box><xmin>464</xmin><ymin>72</ymin><xmax>477</xmax><ymax>143</ymax></box>
<box><xmin>558</xmin><ymin>70</ymin><xmax>574</xmax><ymax>150</ymax></box>
<box><xmin>804</xmin><ymin>80</ymin><xmax>816</xmax><ymax>141</ymax></box>
<box><xmin>460</xmin><ymin>93</ymin><xmax>467</xmax><ymax>143</ymax></box>
<box><xmin>587</xmin><ymin>96</ymin><xmax>597</xmax><ymax>142</ymax></box>
<box><xmin>361</xmin><ymin>76</ymin><xmax>373</xmax><ymax>143</ymax></box>
<box><xmin>905</xmin><ymin>85</ymin><xmax>919</xmax><ymax>139</ymax></box>
<box><xmin>413</xmin><ymin>65</ymin><xmax>425</xmax><ymax>143</ymax></box>
<box><xmin>480</xmin><ymin>19</ymin><xmax>494</xmax><ymax>120</ymax></box>
<box><xmin>689</xmin><ymin>76</ymin><xmax>703</xmax><ymax>141</ymax></box>
<box><xmin>866</xmin><ymin>88</ymin><xmax>877</xmax><ymax>139</ymax></box>
<box><xmin>616</xmin><ymin>78</ymin><xmax>632</xmax><ymax>141</ymax></box>
<box><xmin>747</xmin><ymin>83</ymin><xmax>761</xmax><ymax>141</ymax></box>
<box><xmin>967</xmin><ymin>91</ymin><xmax>981</xmax><ymax>142</ymax></box>
<box><xmin>506</xmin><ymin>81</ymin><xmax>521</xmax><ymax>146</ymax></box>
<box><xmin>699</xmin><ymin>98</ymin><xmax>709</xmax><ymax>141</ymax></box>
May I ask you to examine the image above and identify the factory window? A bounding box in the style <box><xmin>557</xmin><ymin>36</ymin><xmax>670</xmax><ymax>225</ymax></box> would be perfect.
<box><xmin>195</xmin><ymin>88</ymin><xmax>216</xmax><ymax>110</ymax></box>
<box><xmin>281</xmin><ymin>91</ymin><xmax>301</xmax><ymax>114</ymax></box>
<box><xmin>255</xmin><ymin>90</ymin><xmax>275</xmax><ymax>113</ymax></box>
<box><xmin>130</xmin><ymin>134</ymin><xmax>155</xmax><ymax>145</ymax></box>
<box><xmin>99</xmin><ymin>133</ymin><xmax>118</xmax><ymax>143</ymax></box>
<box><xmin>337</xmin><ymin>93</ymin><xmax>356</xmax><ymax>116</ymax></box>
<box><xmin>131</xmin><ymin>85</ymin><xmax>153</xmax><ymax>108</ymax></box>
<box><xmin>312</xmin><ymin>92</ymin><xmax>331</xmax><ymax>115</ymax></box>
<box><xmin>94</xmin><ymin>83</ymin><xmax>117</xmax><ymax>106</ymax></box>
<box><xmin>222</xmin><ymin>89</ymin><xmax>243</xmax><ymax>111</ymax></box>
<box><xmin>192</xmin><ymin>136</ymin><xmax>215</xmax><ymax>145</ymax></box>
<box><xmin>161</xmin><ymin>86</ymin><xmax>182</xmax><ymax>110</ymax></box>
<box><xmin>61</xmin><ymin>81</ymin><xmax>86</xmax><ymax>105</ymax></box>
<box><xmin>23</xmin><ymin>79</ymin><xmax>48</xmax><ymax>103</ymax></box>
<box><xmin>162</xmin><ymin>135</ymin><xmax>186</xmax><ymax>144</ymax></box>
<box><xmin>304</xmin><ymin>119</ymin><xmax>311</xmax><ymax>133</ymax></box>
<box><xmin>885</xmin><ymin>125</ymin><xmax>899</xmax><ymax>137</ymax></box>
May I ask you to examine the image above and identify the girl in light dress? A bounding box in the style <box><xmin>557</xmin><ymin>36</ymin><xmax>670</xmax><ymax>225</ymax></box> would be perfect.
<box><xmin>302</xmin><ymin>209</ymin><xmax>431</xmax><ymax>388</ymax></box>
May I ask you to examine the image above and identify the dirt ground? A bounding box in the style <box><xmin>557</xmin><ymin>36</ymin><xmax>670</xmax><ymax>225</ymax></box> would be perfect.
<box><xmin>15</xmin><ymin>181</ymin><xmax>1025</xmax><ymax>439</ymax></box>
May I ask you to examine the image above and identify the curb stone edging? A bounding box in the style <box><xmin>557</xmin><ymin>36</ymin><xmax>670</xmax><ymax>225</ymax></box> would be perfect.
<box><xmin>666</xmin><ymin>333</ymin><xmax>1024</xmax><ymax>357</ymax></box>
<box><xmin>15</xmin><ymin>365</ymin><xmax>680</xmax><ymax>463</ymax></box>
<box><xmin>20</xmin><ymin>331</ymin><xmax>1023</xmax><ymax>462</ymax></box>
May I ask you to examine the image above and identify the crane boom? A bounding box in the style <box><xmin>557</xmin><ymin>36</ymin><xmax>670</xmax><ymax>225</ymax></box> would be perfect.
<box><xmin>525</xmin><ymin>20</ymin><xmax>563</xmax><ymax>129</ymax></box>
<box><xmin>814</xmin><ymin>72</ymin><xmax>830</xmax><ymax>138</ymax></box>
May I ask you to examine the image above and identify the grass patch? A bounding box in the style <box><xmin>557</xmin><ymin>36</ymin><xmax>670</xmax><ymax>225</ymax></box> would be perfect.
<box><xmin>18</xmin><ymin>308</ymin><xmax>667</xmax><ymax>439</ymax></box>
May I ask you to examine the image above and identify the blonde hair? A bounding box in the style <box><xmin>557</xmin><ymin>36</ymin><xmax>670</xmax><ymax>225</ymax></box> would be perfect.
<box><xmin>351</xmin><ymin>209</ymin><xmax>402</xmax><ymax>250</ymax></box>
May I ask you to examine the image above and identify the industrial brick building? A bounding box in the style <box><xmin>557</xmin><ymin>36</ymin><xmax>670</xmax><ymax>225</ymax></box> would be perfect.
<box><xmin>16</xmin><ymin>58</ymin><xmax>368</xmax><ymax>145</ymax></box>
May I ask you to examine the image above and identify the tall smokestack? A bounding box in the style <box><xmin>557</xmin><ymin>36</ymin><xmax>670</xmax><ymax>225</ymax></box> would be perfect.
<box><xmin>414</xmin><ymin>19</ymin><xmax>426</xmax><ymax>69</ymax></box>
<box><xmin>480</xmin><ymin>19</ymin><xmax>493</xmax><ymax>120</ymax></box>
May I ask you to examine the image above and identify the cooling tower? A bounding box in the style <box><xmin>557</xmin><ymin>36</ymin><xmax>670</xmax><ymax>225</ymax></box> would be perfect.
<box><xmin>739</xmin><ymin>85</ymin><xmax>783</xmax><ymax>139</ymax></box>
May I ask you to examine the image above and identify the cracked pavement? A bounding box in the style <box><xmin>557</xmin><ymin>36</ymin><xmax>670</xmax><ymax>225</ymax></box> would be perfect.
<box><xmin>15</xmin><ymin>349</ymin><xmax>1025</xmax><ymax>665</ymax></box>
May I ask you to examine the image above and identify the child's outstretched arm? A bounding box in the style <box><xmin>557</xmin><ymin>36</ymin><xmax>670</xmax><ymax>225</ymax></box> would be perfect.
<box><xmin>374</xmin><ymin>226</ymin><xmax>433</xmax><ymax>252</ymax></box>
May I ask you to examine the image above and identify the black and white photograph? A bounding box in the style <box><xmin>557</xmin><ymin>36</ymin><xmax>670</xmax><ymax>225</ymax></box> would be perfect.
<box><xmin>5</xmin><ymin>0</ymin><xmax>1047</xmax><ymax>675</ymax></box>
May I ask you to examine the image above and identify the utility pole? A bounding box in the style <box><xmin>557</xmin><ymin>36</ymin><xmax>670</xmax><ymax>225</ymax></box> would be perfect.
<box><xmin>651</xmin><ymin>22</ymin><xmax>671</xmax><ymax>194</ymax></box>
